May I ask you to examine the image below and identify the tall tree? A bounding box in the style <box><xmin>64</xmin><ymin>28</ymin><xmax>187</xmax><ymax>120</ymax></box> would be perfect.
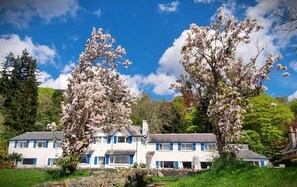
<box><xmin>0</xmin><ymin>50</ymin><xmax>39</xmax><ymax>135</ymax></box>
<box><xmin>240</xmin><ymin>94</ymin><xmax>294</xmax><ymax>157</ymax></box>
<box><xmin>61</xmin><ymin>28</ymin><xmax>131</xmax><ymax>173</ymax></box>
<box><xmin>175</xmin><ymin>7</ymin><xmax>289</xmax><ymax>157</ymax></box>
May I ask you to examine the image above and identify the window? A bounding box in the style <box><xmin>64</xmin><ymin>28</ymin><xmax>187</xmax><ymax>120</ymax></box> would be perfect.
<box><xmin>159</xmin><ymin>161</ymin><xmax>174</xmax><ymax>168</ymax></box>
<box><xmin>205</xmin><ymin>143</ymin><xmax>216</xmax><ymax>151</ymax></box>
<box><xmin>17</xmin><ymin>141</ymin><xmax>27</xmax><ymax>148</ymax></box>
<box><xmin>181</xmin><ymin>143</ymin><xmax>192</xmax><ymax>151</ymax></box>
<box><xmin>79</xmin><ymin>155</ymin><xmax>89</xmax><ymax>164</ymax></box>
<box><xmin>159</xmin><ymin>143</ymin><xmax>170</xmax><ymax>151</ymax></box>
<box><xmin>117</xmin><ymin>136</ymin><xmax>129</xmax><ymax>143</ymax></box>
<box><xmin>22</xmin><ymin>158</ymin><xmax>35</xmax><ymax>165</ymax></box>
<box><xmin>182</xmin><ymin>162</ymin><xmax>192</xmax><ymax>169</ymax></box>
<box><xmin>49</xmin><ymin>158</ymin><xmax>59</xmax><ymax>166</ymax></box>
<box><xmin>37</xmin><ymin>141</ymin><xmax>46</xmax><ymax>148</ymax></box>
<box><xmin>54</xmin><ymin>141</ymin><xmax>62</xmax><ymax>148</ymax></box>
<box><xmin>96</xmin><ymin>137</ymin><xmax>107</xmax><ymax>143</ymax></box>
<box><xmin>110</xmin><ymin>155</ymin><xmax>130</xmax><ymax>164</ymax></box>
<box><xmin>201</xmin><ymin>162</ymin><xmax>211</xmax><ymax>169</ymax></box>
<box><xmin>98</xmin><ymin>157</ymin><xmax>104</xmax><ymax>164</ymax></box>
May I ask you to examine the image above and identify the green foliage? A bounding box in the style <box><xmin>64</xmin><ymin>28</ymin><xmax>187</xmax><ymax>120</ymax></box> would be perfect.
<box><xmin>45</xmin><ymin>169</ymin><xmax>91</xmax><ymax>180</ymax></box>
<box><xmin>0</xmin><ymin>169</ymin><xmax>91</xmax><ymax>187</ymax></box>
<box><xmin>133</xmin><ymin>162</ymin><xmax>138</xmax><ymax>168</ymax></box>
<box><xmin>165</xmin><ymin>167</ymin><xmax>297</xmax><ymax>187</ymax></box>
<box><xmin>140</xmin><ymin>163</ymin><xmax>146</xmax><ymax>168</ymax></box>
<box><xmin>36</xmin><ymin>88</ymin><xmax>63</xmax><ymax>130</ymax></box>
<box><xmin>242</xmin><ymin>94</ymin><xmax>294</xmax><ymax>157</ymax></box>
<box><xmin>0</xmin><ymin>50</ymin><xmax>39</xmax><ymax>135</ymax></box>
<box><xmin>209</xmin><ymin>156</ymin><xmax>252</xmax><ymax>174</ymax></box>
<box><xmin>59</xmin><ymin>155</ymin><xmax>79</xmax><ymax>175</ymax></box>
<box><xmin>289</xmin><ymin>100</ymin><xmax>297</xmax><ymax>114</ymax></box>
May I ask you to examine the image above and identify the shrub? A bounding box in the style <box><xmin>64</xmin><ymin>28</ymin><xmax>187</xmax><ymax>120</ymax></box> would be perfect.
<box><xmin>133</xmin><ymin>162</ymin><xmax>138</xmax><ymax>168</ymax></box>
<box><xmin>210</xmin><ymin>156</ymin><xmax>252</xmax><ymax>174</ymax></box>
<box><xmin>59</xmin><ymin>155</ymin><xmax>79</xmax><ymax>175</ymax></box>
<box><xmin>140</xmin><ymin>163</ymin><xmax>146</xmax><ymax>168</ymax></box>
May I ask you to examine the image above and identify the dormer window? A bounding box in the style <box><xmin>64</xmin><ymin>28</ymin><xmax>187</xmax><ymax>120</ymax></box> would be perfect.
<box><xmin>118</xmin><ymin>136</ymin><xmax>129</xmax><ymax>143</ymax></box>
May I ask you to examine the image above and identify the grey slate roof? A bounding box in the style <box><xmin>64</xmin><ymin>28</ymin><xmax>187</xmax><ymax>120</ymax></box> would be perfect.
<box><xmin>237</xmin><ymin>149</ymin><xmax>269</xmax><ymax>159</ymax></box>
<box><xmin>9</xmin><ymin>132</ymin><xmax>63</xmax><ymax>141</ymax></box>
<box><xmin>148</xmin><ymin>133</ymin><xmax>216</xmax><ymax>143</ymax></box>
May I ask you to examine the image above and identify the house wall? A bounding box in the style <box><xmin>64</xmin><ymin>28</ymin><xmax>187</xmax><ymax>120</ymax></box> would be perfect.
<box><xmin>9</xmin><ymin>140</ymin><xmax>62</xmax><ymax>168</ymax></box>
<box><xmin>147</xmin><ymin>142</ymin><xmax>217</xmax><ymax>169</ymax></box>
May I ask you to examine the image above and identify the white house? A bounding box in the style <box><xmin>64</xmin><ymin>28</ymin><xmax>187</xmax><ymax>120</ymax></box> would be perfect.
<box><xmin>8</xmin><ymin>121</ymin><xmax>269</xmax><ymax>169</ymax></box>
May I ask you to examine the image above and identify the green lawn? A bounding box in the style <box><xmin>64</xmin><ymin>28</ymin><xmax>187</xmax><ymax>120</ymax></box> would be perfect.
<box><xmin>164</xmin><ymin>167</ymin><xmax>297</xmax><ymax>187</ymax></box>
<box><xmin>0</xmin><ymin>169</ymin><xmax>91</xmax><ymax>187</ymax></box>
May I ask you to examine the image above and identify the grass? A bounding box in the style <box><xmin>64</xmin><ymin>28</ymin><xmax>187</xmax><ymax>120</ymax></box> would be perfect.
<box><xmin>0</xmin><ymin>169</ymin><xmax>91</xmax><ymax>187</ymax></box>
<box><xmin>164</xmin><ymin>167</ymin><xmax>297</xmax><ymax>187</ymax></box>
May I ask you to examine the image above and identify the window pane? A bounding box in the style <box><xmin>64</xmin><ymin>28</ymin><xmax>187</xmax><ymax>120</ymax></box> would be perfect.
<box><xmin>114</xmin><ymin>156</ymin><xmax>129</xmax><ymax>164</ymax></box>
<box><xmin>23</xmin><ymin>158</ymin><xmax>34</xmax><ymax>165</ymax></box>
<box><xmin>181</xmin><ymin>143</ymin><xmax>192</xmax><ymax>150</ymax></box>
<box><xmin>118</xmin><ymin>137</ymin><xmax>126</xmax><ymax>143</ymax></box>
<box><xmin>79</xmin><ymin>155</ymin><xmax>87</xmax><ymax>163</ymax></box>
<box><xmin>102</xmin><ymin>137</ymin><xmax>107</xmax><ymax>143</ymax></box>
<box><xmin>164</xmin><ymin>161</ymin><xmax>174</xmax><ymax>168</ymax></box>
<box><xmin>160</xmin><ymin>143</ymin><xmax>170</xmax><ymax>150</ymax></box>
<box><xmin>98</xmin><ymin>157</ymin><xmax>104</xmax><ymax>164</ymax></box>
<box><xmin>55</xmin><ymin>141</ymin><xmax>62</xmax><ymax>147</ymax></box>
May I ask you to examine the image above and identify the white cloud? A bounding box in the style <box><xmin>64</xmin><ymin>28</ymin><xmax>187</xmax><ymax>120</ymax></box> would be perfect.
<box><xmin>158</xmin><ymin>30</ymin><xmax>188</xmax><ymax>77</ymax></box>
<box><xmin>194</xmin><ymin>0</ymin><xmax>215</xmax><ymax>4</ymax></box>
<box><xmin>158</xmin><ymin>1</ymin><xmax>179</xmax><ymax>13</ymax></box>
<box><xmin>288</xmin><ymin>90</ymin><xmax>297</xmax><ymax>101</ymax></box>
<box><xmin>94</xmin><ymin>9</ymin><xmax>101</xmax><ymax>18</ymax></box>
<box><xmin>0</xmin><ymin>0</ymin><xmax>80</xmax><ymax>28</ymax></box>
<box><xmin>39</xmin><ymin>72</ymin><xmax>70</xmax><ymax>90</ymax></box>
<box><xmin>290</xmin><ymin>61</ymin><xmax>297</xmax><ymax>72</ymax></box>
<box><xmin>120</xmin><ymin>74</ymin><xmax>145</xmax><ymax>96</ymax></box>
<box><xmin>246</xmin><ymin>0</ymin><xmax>280</xmax><ymax>18</ymax></box>
<box><xmin>62</xmin><ymin>61</ymin><xmax>75</xmax><ymax>74</ymax></box>
<box><xmin>0</xmin><ymin>34</ymin><xmax>57</xmax><ymax>66</ymax></box>
<box><xmin>144</xmin><ymin>73</ymin><xmax>176</xmax><ymax>95</ymax></box>
<box><xmin>68</xmin><ymin>35</ymin><xmax>79</xmax><ymax>41</ymax></box>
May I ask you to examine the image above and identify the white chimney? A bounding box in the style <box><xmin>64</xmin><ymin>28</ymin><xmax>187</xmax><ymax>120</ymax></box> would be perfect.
<box><xmin>289</xmin><ymin>126</ymin><xmax>296</xmax><ymax>148</ymax></box>
<box><xmin>142</xmin><ymin>120</ymin><xmax>149</xmax><ymax>136</ymax></box>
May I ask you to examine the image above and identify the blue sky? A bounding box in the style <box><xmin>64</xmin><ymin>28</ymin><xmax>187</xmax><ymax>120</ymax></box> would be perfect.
<box><xmin>0</xmin><ymin>0</ymin><xmax>296</xmax><ymax>101</ymax></box>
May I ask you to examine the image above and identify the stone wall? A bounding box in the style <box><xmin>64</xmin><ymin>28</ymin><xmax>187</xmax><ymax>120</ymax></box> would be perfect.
<box><xmin>34</xmin><ymin>168</ymin><xmax>197</xmax><ymax>187</ymax></box>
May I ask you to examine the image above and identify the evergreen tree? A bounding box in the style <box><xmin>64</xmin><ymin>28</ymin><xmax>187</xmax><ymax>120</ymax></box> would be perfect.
<box><xmin>0</xmin><ymin>50</ymin><xmax>39</xmax><ymax>135</ymax></box>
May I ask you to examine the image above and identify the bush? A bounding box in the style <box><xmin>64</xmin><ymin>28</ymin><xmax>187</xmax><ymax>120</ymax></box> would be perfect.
<box><xmin>46</xmin><ymin>169</ymin><xmax>91</xmax><ymax>180</ymax></box>
<box><xmin>209</xmin><ymin>156</ymin><xmax>252</xmax><ymax>174</ymax></box>
<box><xmin>140</xmin><ymin>163</ymin><xmax>146</xmax><ymax>168</ymax></box>
<box><xmin>59</xmin><ymin>155</ymin><xmax>79</xmax><ymax>175</ymax></box>
<box><xmin>133</xmin><ymin>162</ymin><xmax>138</xmax><ymax>168</ymax></box>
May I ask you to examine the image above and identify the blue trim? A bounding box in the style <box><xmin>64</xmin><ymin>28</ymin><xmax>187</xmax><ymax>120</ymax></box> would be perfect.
<box><xmin>129</xmin><ymin>155</ymin><xmax>133</xmax><ymax>164</ymax></box>
<box><xmin>53</xmin><ymin>141</ymin><xmax>56</xmax><ymax>148</ymax></box>
<box><xmin>175</xmin><ymin>161</ymin><xmax>179</xmax><ymax>169</ymax></box>
<box><xmin>14</xmin><ymin>141</ymin><xmax>18</xmax><ymax>148</ymax></box>
<box><xmin>26</xmin><ymin>141</ymin><xmax>29</xmax><ymax>148</ymax></box>
<box><xmin>178</xmin><ymin>143</ymin><xmax>181</xmax><ymax>151</ymax></box>
<box><xmin>156</xmin><ymin>161</ymin><xmax>159</xmax><ymax>168</ymax></box>
<box><xmin>201</xmin><ymin>143</ymin><xmax>205</xmax><ymax>151</ymax></box>
<box><xmin>105</xmin><ymin>155</ymin><xmax>109</xmax><ymax>164</ymax></box>
<box><xmin>45</xmin><ymin>141</ymin><xmax>49</xmax><ymax>148</ymax></box>
<box><xmin>114</xmin><ymin>136</ymin><xmax>117</xmax><ymax>144</ymax></box>
<box><xmin>33</xmin><ymin>158</ymin><xmax>37</xmax><ymax>165</ymax></box>
<box><xmin>170</xmin><ymin>143</ymin><xmax>173</xmax><ymax>151</ymax></box>
<box><xmin>128</xmin><ymin>136</ymin><xmax>132</xmax><ymax>144</ymax></box>
<box><xmin>86</xmin><ymin>155</ymin><xmax>90</xmax><ymax>164</ymax></box>
<box><xmin>34</xmin><ymin>141</ymin><xmax>36</xmax><ymax>148</ymax></box>
<box><xmin>107</xmin><ymin>137</ymin><xmax>111</xmax><ymax>144</ymax></box>
<box><xmin>92</xmin><ymin>140</ymin><xmax>96</xmax><ymax>144</ymax></box>
<box><xmin>156</xmin><ymin>143</ymin><xmax>159</xmax><ymax>151</ymax></box>
<box><xmin>193</xmin><ymin>143</ymin><xmax>196</xmax><ymax>151</ymax></box>
<box><xmin>260</xmin><ymin>160</ymin><xmax>265</xmax><ymax>167</ymax></box>
<box><xmin>48</xmin><ymin>158</ymin><xmax>51</xmax><ymax>166</ymax></box>
<box><xmin>94</xmin><ymin>157</ymin><xmax>98</xmax><ymax>165</ymax></box>
<box><xmin>110</xmin><ymin>129</ymin><xmax>119</xmax><ymax>137</ymax></box>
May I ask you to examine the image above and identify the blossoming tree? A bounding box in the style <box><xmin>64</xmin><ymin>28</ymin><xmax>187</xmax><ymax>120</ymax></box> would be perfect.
<box><xmin>61</xmin><ymin>28</ymin><xmax>132</xmax><ymax>173</ymax></box>
<box><xmin>176</xmin><ymin>8</ymin><xmax>289</xmax><ymax>158</ymax></box>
